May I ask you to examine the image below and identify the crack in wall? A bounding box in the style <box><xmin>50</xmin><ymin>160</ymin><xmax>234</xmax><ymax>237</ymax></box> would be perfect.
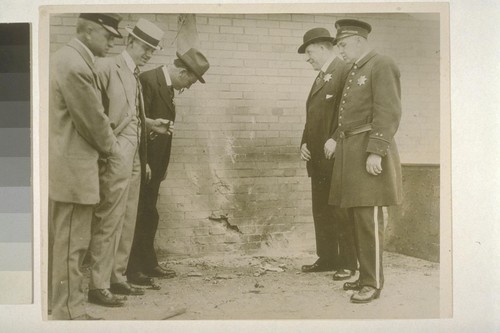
<box><xmin>208</xmin><ymin>214</ymin><xmax>242</xmax><ymax>234</ymax></box>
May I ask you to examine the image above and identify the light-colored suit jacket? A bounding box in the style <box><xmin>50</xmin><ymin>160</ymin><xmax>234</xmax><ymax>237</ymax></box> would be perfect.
<box><xmin>95</xmin><ymin>53</ymin><xmax>138</xmax><ymax>136</ymax></box>
<box><xmin>49</xmin><ymin>39</ymin><xmax>116</xmax><ymax>205</ymax></box>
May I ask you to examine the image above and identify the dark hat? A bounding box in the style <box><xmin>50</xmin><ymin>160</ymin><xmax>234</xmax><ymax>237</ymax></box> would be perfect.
<box><xmin>176</xmin><ymin>48</ymin><xmax>210</xmax><ymax>83</ymax></box>
<box><xmin>335</xmin><ymin>19</ymin><xmax>372</xmax><ymax>41</ymax></box>
<box><xmin>297</xmin><ymin>27</ymin><xmax>336</xmax><ymax>54</ymax></box>
<box><xmin>79</xmin><ymin>13</ymin><xmax>123</xmax><ymax>38</ymax></box>
<box><xmin>125</xmin><ymin>18</ymin><xmax>165</xmax><ymax>50</ymax></box>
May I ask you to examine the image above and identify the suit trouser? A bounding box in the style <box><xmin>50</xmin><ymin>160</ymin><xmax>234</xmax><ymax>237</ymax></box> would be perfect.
<box><xmin>49</xmin><ymin>199</ymin><xmax>92</xmax><ymax>319</ymax></box>
<box><xmin>89</xmin><ymin>123</ymin><xmax>141</xmax><ymax>289</ymax></box>
<box><xmin>348</xmin><ymin>206</ymin><xmax>385</xmax><ymax>289</ymax></box>
<box><xmin>311</xmin><ymin>175</ymin><xmax>357</xmax><ymax>270</ymax></box>
<box><xmin>127</xmin><ymin>176</ymin><xmax>162</xmax><ymax>275</ymax></box>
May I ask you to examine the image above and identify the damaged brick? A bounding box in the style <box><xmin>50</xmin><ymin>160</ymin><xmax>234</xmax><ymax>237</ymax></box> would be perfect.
<box><xmin>208</xmin><ymin>214</ymin><xmax>242</xmax><ymax>234</ymax></box>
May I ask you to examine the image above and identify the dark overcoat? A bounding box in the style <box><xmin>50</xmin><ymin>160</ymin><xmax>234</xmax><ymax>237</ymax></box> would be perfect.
<box><xmin>329</xmin><ymin>50</ymin><xmax>403</xmax><ymax>208</ymax></box>
<box><xmin>301</xmin><ymin>57</ymin><xmax>347</xmax><ymax>179</ymax></box>
<box><xmin>139</xmin><ymin>67</ymin><xmax>175</xmax><ymax>181</ymax></box>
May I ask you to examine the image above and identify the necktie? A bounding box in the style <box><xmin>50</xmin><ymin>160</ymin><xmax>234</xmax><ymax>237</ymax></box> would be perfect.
<box><xmin>133</xmin><ymin>67</ymin><xmax>148</xmax><ymax>181</ymax></box>
<box><xmin>315</xmin><ymin>71</ymin><xmax>324</xmax><ymax>86</ymax></box>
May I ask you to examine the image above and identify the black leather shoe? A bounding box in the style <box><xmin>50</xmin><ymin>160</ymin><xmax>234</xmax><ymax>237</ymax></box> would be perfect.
<box><xmin>88</xmin><ymin>289</ymin><xmax>125</xmax><ymax>307</ymax></box>
<box><xmin>301</xmin><ymin>262</ymin><xmax>334</xmax><ymax>273</ymax></box>
<box><xmin>147</xmin><ymin>266</ymin><xmax>177</xmax><ymax>278</ymax></box>
<box><xmin>343</xmin><ymin>279</ymin><xmax>362</xmax><ymax>291</ymax></box>
<box><xmin>72</xmin><ymin>313</ymin><xmax>104</xmax><ymax>320</ymax></box>
<box><xmin>333</xmin><ymin>269</ymin><xmax>355</xmax><ymax>281</ymax></box>
<box><xmin>110</xmin><ymin>282</ymin><xmax>145</xmax><ymax>296</ymax></box>
<box><xmin>350</xmin><ymin>286</ymin><xmax>381</xmax><ymax>303</ymax></box>
<box><xmin>128</xmin><ymin>272</ymin><xmax>155</xmax><ymax>286</ymax></box>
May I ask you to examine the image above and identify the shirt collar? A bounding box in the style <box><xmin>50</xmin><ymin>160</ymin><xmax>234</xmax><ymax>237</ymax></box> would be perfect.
<box><xmin>320</xmin><ymin>54</ymin><xmax>337</xmax><ymax>73</ymax></box>
<box><xmin>121</xmin><ymin>50</ymin><xmax>137</xmax><ymax>73</ymax></box>
<box><xmin>162</xmin><ymin>65</ymin><xmax>172</xmax><ymax>86</ymax></box>
<box><xmin>74</xmin><ymin>38</ymin><xmax>95</xmax><ymax>64</ymax></box>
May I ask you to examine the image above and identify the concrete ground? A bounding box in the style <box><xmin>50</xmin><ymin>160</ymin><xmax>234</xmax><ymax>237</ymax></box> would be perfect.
<box><xmin>84</xmin><ymin>251</ymin><xmax>440</xmax><ymax>320</ymax></box>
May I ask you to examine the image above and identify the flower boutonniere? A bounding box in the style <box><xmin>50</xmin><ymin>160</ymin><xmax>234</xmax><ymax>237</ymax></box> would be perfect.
<box><xmin>323</xmin><ymin>73</ymin><xmax>332</xmax><ymax>82</ymax></box>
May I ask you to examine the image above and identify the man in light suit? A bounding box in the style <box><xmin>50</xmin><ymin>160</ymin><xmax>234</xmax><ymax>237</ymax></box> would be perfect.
<box><xmin>298</xmin><ymin>28</ymin><xmax>357</xmax><ymax>279</ymax></box>
<box><xmin>49</xmin><ymin>13</ymin><xmax>122</xmax><ymax>320</ymax></box>
<box><xmin>88</xmin><ymin>18</ymin><xmax>170</xmax><ymax>307</ymax></box>
<box><xmin>127</xmin><ymin>48</ymin><xmax>209</xmax><ymax>285</ymax></box>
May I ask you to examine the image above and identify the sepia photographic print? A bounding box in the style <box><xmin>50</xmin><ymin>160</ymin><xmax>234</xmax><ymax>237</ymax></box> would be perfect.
<box><xmin>39</xmin><ymin>2</ymin><xmax>451</xmax><ymax>322</ymax></box>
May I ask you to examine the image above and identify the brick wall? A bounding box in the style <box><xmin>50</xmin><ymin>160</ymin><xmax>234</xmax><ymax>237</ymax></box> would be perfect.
<box><xmin>49</xmin><ymin>12</ymin><xmax>441</xmax><ymax>257</ymax></box>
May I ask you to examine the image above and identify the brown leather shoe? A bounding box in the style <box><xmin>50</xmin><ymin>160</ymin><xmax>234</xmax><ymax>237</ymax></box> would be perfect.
<box><xmin>350</xmin><ymin>286</ymin><xmax>381</xmax><ymax>303</ymax></box>
<box><xmin>343</xmin><ymin>279</ymin><xmax>362</xmax><ymax>291</ymax></box>
<box><xmin>128</xmin><ymin>271</ymin><xmax>155</xmax><ymax>286</ymax></box>
<box><xmin>147</xmin><ymin>266</ymin><xmax>177</xmax><ymax>278</ymax></box>
<box><xmin>333</xmin><ymin>269</ymin><xmax>355</xmax><ymax>281</ymax></box>
<box><xmin>301</xmin><ymin>261</ymin><xmax>334</xmax><ymax>273</ymax></box>
<box><xmin>88</xmin><ymin>289</ymin><xmax>125</xmax><ymax>307</ymax></box>
<box><xmin>110</xmin><ymin>282</ymin><xmax>145</xmax><ymax>296</ymax></box>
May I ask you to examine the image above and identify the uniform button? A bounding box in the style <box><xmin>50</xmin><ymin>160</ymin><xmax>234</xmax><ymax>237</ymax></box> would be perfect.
<box><xmin>351</xmin><ymin>72</ymin><xmax>355</xmax><ymax>75</ymax></box>
<box><xmin>347</xmin><ymin>86</ymin><xmax>350</xmax><ymax>89</ymax></box>
<box><xmin>342</xmin><ymin>101</ymin><xmax>345</xmax><ymax>104</ymax></box>
<box><xmin>340</xmin><ymin>107</ymin><xmax>344</xmax><ymax>111</ymax></box>
<box><xmin>349</xmin><ymin>80</ymin><xmax>352</xmax><ymax>83</ymax></box>
<box><xmin>343</xmin><ymin>93</ymin><xmax>347</xmax><ymax>96</ymax></box>
<box><xmin>339</xmin><ymin>116</ymin><xmax>342</xmax><ymax>119</ymax></box>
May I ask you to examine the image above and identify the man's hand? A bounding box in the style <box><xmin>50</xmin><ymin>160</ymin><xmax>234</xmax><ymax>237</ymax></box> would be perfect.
<box><xmin>324</xmin><ymin>138</ymin><xmax>336</xmax><ymax>160</ymax></box>
<box><xmin>148</xmin><ymin>118</ymin><xmax>174</xmax><ymax>135</ymax></box>
<box><xmin>366</xmin><ymin>153</ymin><xmax>383</xmax><ymax>176</ymax></box>
<box><xmin>300</xmin><ymin>143</ymin><xmax>311</xmax><ymax>161</ymax></box>
<box><xmin>145</xmin><ymin>163</ymin><xmax>152</xmax><ymax>183</ymax></box>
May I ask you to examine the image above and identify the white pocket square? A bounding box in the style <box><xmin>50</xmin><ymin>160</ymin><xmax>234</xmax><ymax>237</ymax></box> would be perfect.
<box><xmin>326</xmin><ymin>94</ymin><xmax>333</xmax><ymax>99</ymax></box>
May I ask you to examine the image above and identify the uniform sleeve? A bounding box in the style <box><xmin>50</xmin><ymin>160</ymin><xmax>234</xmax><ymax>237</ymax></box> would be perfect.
<box><xmin>60</xmin><ymin>63</ymin><xmax>116</xmax><ymax>156</ymax></box>
<box><xmin>366</xmin><ymin>56</ymin><xmax>402</xmax><ymax>157</ymax></box>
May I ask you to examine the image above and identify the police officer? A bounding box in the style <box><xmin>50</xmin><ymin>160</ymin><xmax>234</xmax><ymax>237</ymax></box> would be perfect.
<box><xmin>329</xmin><ymin>19</ymin><xmax>403</xmax><ymax>303</ymax></box>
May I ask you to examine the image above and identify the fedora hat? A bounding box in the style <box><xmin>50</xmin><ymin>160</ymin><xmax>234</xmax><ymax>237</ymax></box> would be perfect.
<box><xmin>176</xmin><ymin>48</ymin><xmax>210</xmax><ymax>83</ymax></box>
<box><xmin>298</xmin><ymin>27</ymin><xmax>336</xmax><ymax>54</ymax></box>
<box><xmin>79</xmin><ymin>13</ymin><xmax>123</xmax><ymax>38</ymax></box>
<box><xmin>125</xmin><ymin>18</ymin><xmax>164</xmax><ymax>50</ymax></box>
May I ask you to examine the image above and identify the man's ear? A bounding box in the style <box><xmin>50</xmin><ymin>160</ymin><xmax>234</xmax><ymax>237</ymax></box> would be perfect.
<box><xmin>179</xmin><ymin>68</ymin><xmax>190</xmax><ymax>78</ymax></box>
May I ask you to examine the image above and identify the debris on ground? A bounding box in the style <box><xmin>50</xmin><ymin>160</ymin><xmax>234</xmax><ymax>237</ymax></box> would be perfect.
<box><xmin>187</xmin><ymin>272</ymin><xmax>203</xmax><ymax>277</ymax></box>
<box><xmin>215</xmin><ymin>274</ymin><xmax>236</xmax><ymax>280</ymax></box>
<box><xmin>261</xmin><ymin>263</ymin><xmax>284</xmax><ymax>272</ymax></box>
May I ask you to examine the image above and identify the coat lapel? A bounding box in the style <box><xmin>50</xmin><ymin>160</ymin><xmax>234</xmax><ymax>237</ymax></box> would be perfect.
<box><xmin>307</xmin><ymin>56</ymin><xmax>342</xmax><ymax>106</ymax></box>
<box><xmin>156</xmin><ymin>67</ymin><xmax>174</xmax><ymax>110</ymax></box>
<box><xmin>115</xmin><ymin>55</ymin><xmax>136</xmax><ymax>109</ymax></box>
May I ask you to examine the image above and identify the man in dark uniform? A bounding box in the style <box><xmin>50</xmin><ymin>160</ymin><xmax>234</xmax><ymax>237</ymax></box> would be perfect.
<box><xmin>127</xmin><ymin>48</ymin><xmax>209</xmax><ymax>285</ymax></box>
<box><xmin>329</xmin><ymin>19</ymin><xmax>403</xmax><ymax>303</ymax></box>
<box><xmin>297</xmin><ymin>28</ymin><xmax>357</xmax><ymax>280</ymax></box>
